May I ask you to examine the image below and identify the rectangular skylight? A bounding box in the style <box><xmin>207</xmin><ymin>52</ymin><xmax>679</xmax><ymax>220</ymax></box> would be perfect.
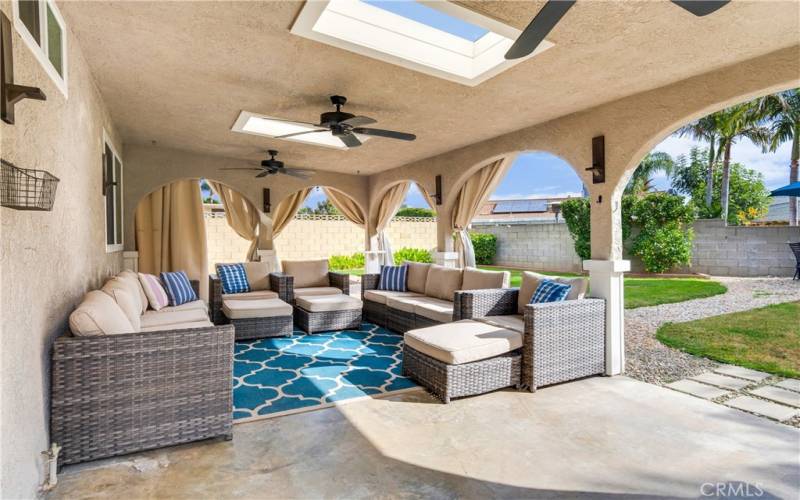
<box><xmin>291</xmin><ymin>0</ymin><xmax>553</xmax><ymax>86</ymax></box>
<box><xmin>231</xmin><ymin>111</ymin><xmax>369</xmax><ymax>149</ymax></box>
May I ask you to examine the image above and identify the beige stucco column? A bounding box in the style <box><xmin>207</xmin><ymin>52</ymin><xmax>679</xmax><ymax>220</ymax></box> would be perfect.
<box><xmin>256</xmin><ymin>213</ymin><xmax>278</xmax><ymax>272</ymax></box>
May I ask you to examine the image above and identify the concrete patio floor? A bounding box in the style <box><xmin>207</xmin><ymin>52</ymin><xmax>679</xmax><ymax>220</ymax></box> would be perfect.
<box><xmin>50</xmin><ymin>376</ymin><xmax>799</xmax><ymax>499</ymax></box>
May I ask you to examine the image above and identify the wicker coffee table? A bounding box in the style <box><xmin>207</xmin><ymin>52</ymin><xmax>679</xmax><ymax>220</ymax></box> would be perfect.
<box><xmin>222</xmin><ymin>298</ymin><xmax>294</xmax><ymax>340</ymax></box>
<box><xmin>294</xmin><ymin>294</ymin><xmax>362</xmax><ymax>334</ymax></box>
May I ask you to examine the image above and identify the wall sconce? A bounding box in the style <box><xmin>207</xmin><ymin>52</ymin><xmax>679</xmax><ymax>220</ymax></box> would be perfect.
<box><xmin>1</xmin><ymin>13</ymin><xmax>46</xmax><ymax>125</ymax></box>
<box><xmin>263</xmin><ymin>188</ymin><xmax>270</xmax><ymax>213</ymax></box>
<box><xmin>433</xmin><ymin>175</ymin><xmax>442</xmax><ymax>205</ymax></box>
<box><xmin>585</xmin><ymin>135</ymin><xmax>605</xmax><ymax>184</ymax></box>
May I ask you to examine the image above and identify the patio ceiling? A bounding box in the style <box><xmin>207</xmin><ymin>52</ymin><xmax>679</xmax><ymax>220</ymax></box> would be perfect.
<box><xmin>60</xmin><ymin>1</ymin><xmax>799</xmax><ymax>175</ymax></box>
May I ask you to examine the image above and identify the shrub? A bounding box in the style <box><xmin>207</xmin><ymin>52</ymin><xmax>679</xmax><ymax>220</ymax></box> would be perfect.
<box><xmin>329</xmin><ymin>253</ymin><xmax>365</xmax><ymax>270</ymax></box>
<box><xmin>469</xmin><ymin>232</ymin><xmax>497</xmax><ymax>265</ymax></box>
<box><xmin>394</xmin><ymin>247</ymin><xmax>433</xmax><ymax>265</ymax></box>
<box><xmin>395</xmin><ymin>207</ymin><xmax>435</xmax><ymax>217</ymax></box>
<box><xmin>561</xmin><ymin>198</ymin><xmax>591</xmax><ymax>260</ymax></box>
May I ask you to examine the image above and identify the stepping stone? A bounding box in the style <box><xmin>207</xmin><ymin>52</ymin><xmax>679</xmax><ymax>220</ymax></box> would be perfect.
<box><xmin>725</xmin><ymin>396</ymin><xmax>799</xmax><ymax>422</ymax></box>
<box><xmin>690</xmin><ymin>372</ymin><xmax>751</xmax><ymax>391</ymax></box>
<box><xmin>713</xmin><ymin>365</ymin><xmax>770</xmax><ymax>382</ymax></box>
<box><xmin>775</xmin><ymin>379</ymin><xmax>800</xmax><ymax>393</ymax></box>
<box><xmin>749</xmin><ymin>386</ymin><xmax>800</xmax><ymax>408</ymax></box>
<box><xmin>666</xmin><ymin>380</ymin><xmax>730</xmax><ymax>400</ymax></box>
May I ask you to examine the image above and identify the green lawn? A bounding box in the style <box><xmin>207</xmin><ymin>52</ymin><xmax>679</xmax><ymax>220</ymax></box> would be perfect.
<box><xmin>656</xmin><ymin>302</ymin><xmax>800</xmax><ymax>378</ymax></box>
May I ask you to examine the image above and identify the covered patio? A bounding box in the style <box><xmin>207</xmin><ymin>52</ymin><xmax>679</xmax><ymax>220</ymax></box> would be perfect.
<box><xmin>1</xmin><ymin>0</ymin><xmax>799</xmax><ymax>498</ymax></box>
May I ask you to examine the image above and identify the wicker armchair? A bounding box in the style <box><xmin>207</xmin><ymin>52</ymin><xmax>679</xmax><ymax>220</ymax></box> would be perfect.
<box><xmin>209</xmin><ymin>273</ymin><xmax>289</xmax><ymax>325</ymax></box>
<box><xmin>276</xmin><ymin>271</ymin><xmax>350</xmax><ymax>303</ymax></box>
<box><xmin>455</xmin><ymin>288</ymin><xmax>606</xmax><ymax>391</ymax></box>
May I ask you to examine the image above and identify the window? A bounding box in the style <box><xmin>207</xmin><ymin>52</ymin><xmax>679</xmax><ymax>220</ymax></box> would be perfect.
<box><xmin>12</xmin><ymin>0</ymin><xmax>67</xmax><ymax>96</ymax></box>
<box><xmin>104</xmin><ymin>134</ymin><xmax>123</xmax><ymax>252</ymax></box>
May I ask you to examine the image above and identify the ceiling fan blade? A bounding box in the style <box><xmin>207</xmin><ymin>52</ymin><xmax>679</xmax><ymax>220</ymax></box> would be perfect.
<box><xmin>339</xmin><ymin>133</ymin><xmax>362</xmax><ymax>148</ymax></box>
<box><xmin>280</xmin><ymin>168</ymin><xmax>315</xmax><ymax>179</ymax></box>
<box><xmin>275</xmin><ymin>128</ymin><xmax>328</xmax><ymax>139</ymax></box>
<box><xmin>220</xmin><ymin>167</ymin><xmax>263</xmax><ymax>171</ymax></box>
<box><xmin>352</xmin><ymin>128</ymin><xmax>416</xmax><ymax>141</ymax></box>
<box><xmin>341</xmin><ymin>116</ymin><xmax>377</xmax><ymax>127</ymax></box>
<box><xmin>671</xmin><ymin>0</ymin><xmax>729</xmax><ymax>16</ymax></box>
<box><xmin>255</xmin><ymin>171</ymin><xmax>270</xmax><ymax>178</ymax></box>
<box><xmin>504</xmin><ymin>0</ymin><xmax>575</xmax><ymax>60</ymax></box>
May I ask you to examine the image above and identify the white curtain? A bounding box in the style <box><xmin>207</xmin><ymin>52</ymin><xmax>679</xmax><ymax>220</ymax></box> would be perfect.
<box><xmin>375</xmin><ymin>182</ymin><xmax>411</xmax><ymax>265</ymax></box>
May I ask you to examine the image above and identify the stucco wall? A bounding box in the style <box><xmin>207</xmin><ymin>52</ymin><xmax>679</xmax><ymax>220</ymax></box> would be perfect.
<box><xmin>0</xmin><ymin>3</ymin><xmax>122</xmax><ymax>497</ymax></box>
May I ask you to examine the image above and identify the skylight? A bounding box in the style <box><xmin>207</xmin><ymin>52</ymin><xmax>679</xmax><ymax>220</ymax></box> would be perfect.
<box><xmin>291</xmin><ymin>0</ymin><xmax>553</xmax><ymax>86</ymax></box>
<box><xmin>231</xmin><ymin>111</ymin><xmax>369</xmax><ymax>149</ymax></box>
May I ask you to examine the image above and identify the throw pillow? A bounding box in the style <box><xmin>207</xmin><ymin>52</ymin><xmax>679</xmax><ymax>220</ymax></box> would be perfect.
<box><xmin>216</xmin><ymin>263</ymin><xmax>251</xmax><ymax>295</ymax></box>
<box><xmin>378</xmin><ymin>265</ymin><xmax>408</xmax><ymax>292</ymax></box>
<box><xmin>138</xmin><ymin>272</ymin><xmax>170</xmax><ymax>310</ymax></box>
<box><xmin>530</xmin><ymin>279</ymin><xmax>572</xmax><ymax>304</ymax></box>
<box><xmin>160</xmin><ymin>271</ymin><xmax>198</xmax><ymax>306</ymax></box>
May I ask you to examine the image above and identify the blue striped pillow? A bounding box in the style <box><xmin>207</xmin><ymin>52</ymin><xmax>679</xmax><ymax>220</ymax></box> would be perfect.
<box><xmin>530</xmin><ymin>279</ymin><xmax>572</xmax><ymax>304</ymax></box>
<box><xmin>216</xmin><ymin>263</ymin><xmax>251</xmax><ymax>295</ymax></box>
<box><xmin>378</xmin><ymin>265</ymin><xmax>408</xmax><ymax>292</ymax></box>
<box><xmin>160</xmin><ymin>271</ymin><xmax>198</xmax><ymax>306</ymax></box>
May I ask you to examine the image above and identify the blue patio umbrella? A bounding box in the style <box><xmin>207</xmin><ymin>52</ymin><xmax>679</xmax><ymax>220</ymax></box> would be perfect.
<box><xmin>770</xmin><ymin>182</ymin><xmax>800</xmax><ymax>197</ymax></box>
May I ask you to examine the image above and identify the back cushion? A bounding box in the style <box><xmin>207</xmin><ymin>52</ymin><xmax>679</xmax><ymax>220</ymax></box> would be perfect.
<box><xmin>243</xmin><ymin>261</ymin><xmax>270</xmax><ymax>291</ymax></box>
<box><xmin>70</xmin><ymin>290</ymin><xmax>136</xmax><ymax>336</ymax></box>
<box><xmin>101</xmin><ymin>278</ymin><xmax>142</xmax><ymax>330</ymax></box>
<box><xmin>462</xmin><ymin>267</ymin><xmax>509</xmax><ymax>290</ymax></box>
<box><xmin>424</xmin><ymin>265</ymin><xmax>463</xmax><ymax>302</ymax></box>
<box><xmin>119</xmin><ymin>270</ymin><xmax>148</xmax><ymax>314</ymax></box>
<box><xmin>378</xmin><ymin>265</ymin><xmax>407</xmax><ymax>292</ymax></box>
<box><xmin>404</xmin><ymin>262</ymin><xmax>430</xmax><ymax>293</ymax></box>
<box><xmin>518</xmin><ymin>271</ymin><xmax>588</xmax><ymax>314</ymax></box>
<box><xmin>282</xmin><ymin>259</ymin><xmax>330</xmax><ymax>288</ymax></box>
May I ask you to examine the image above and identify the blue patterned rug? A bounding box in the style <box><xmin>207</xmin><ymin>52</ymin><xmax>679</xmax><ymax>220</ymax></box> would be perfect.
<box><xmin>233</xmin><ymin>323</ymin><xmax>418</xmax><ymax>421</ymax></box>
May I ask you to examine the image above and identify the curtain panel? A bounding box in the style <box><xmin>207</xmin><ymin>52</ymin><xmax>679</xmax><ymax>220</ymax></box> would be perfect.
<box><xmin>271</xmin><ymin>187</ymin><xmax>312</xmax><ymax>269</ymax></box>
<box><xmin>323</xmin><ymin>187</ymin><xmax>366</xmax><ymax>227</ymax></box>
<box><xmin>208</xmin><ymin>181</ymin><xmax>259</xmax><ymax>261</ymax></box>
<box><xmin>374</xmin><ymin>181</ymin><xmax>411</xmax><ymax>265</ymax></box>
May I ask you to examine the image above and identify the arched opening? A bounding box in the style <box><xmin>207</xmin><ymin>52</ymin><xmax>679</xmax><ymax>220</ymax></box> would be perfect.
<box><xmin>377</xmin><ymin>181</ymin><xmax>438</xmax><ymax>268</ymax></box>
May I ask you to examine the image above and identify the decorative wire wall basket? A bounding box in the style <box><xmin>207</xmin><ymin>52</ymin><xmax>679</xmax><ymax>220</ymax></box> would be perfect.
<box><xmin>1</xmin><ymin>159</ymin><xmax>59</xmax><ymax>211</ymax></box>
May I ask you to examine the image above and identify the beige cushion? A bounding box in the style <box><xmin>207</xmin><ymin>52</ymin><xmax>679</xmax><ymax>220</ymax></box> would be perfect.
<box><xmin>70</xmin><ymin>291</ymin><xmax>136</xmax><ymax>336</ymax></box>
<box><xmin>477</xmin><ymin>314</ymin><xmax>524</xmax><ymax>333</ymax></box>
<box><xmin>141</xmin><ymin>320</ymin><xmax>214</xmax><ymax>332</ymax></box>
<box><xmin>386</xmin><ymin>295</ymin><xmax>428</xmax><ymax>313</ymax></box>
<box><xmin>424</xmin><ymin>265</ymin><xmax>463</xmax><ymax>302</ymax></box>
<box><xmin>223</xmin><ymin>298</ymin><xmax>292</xmax><ymax>319</ymax></box>
<box><xmin>283</xmin><ymin>259</ymin><xmax>330</xmax><ymax>288</ymax></box>
<box><xmin>243</xmin><ymin>261</ymin><xmax>270</xmax><ymax>291</ymax></box>
<box><xmin>363</xmin><ymin>290</ymin><xmax>423</xmax><ymax>305</ymax></box>
<box><xmin>412</xmin><ymin>297</ymin><xmax>454</xmax><ymax>323</ymax></box>
<box><xmin>223</xmin><ymin>290</ymin><xmax>278</xmax><ymax>301</ymax></box>
<box><xmin>294</xmin><ymin>287</ymin><xmax>342</xmax><ymax>298</ymax></box>
<box><xmin>517</xmin><ymin>271</ymin><xmax>588</xmax><ymax>314</ymax></box>
<box><xmin>296</xmin><ymin>295</ymin><xmax>362</xmax><ymax>313</ymax></box>
<box><xmin>404</xmin><ymin>262</ymin><xmax>431</xmax><ymax>294</ymax></box>
<box><xmin>101</xmin><ymin>278</ymin><xmax>142</xmax><ymax>331</ymax></box>
<box><xmin>119</xmin><ymin>270</ymin><xmax>148</xmax><ymax>314</ymax></box>
<box><xmin>462</xmin><ymin>267</ymin><xmax>510</xmax><ymax>290</ymax></box>
<box><xmin>141</xmin><ymin>309</ymin><xmax>209</xmax><ymax>328</ymax></box>
<box><xmin>404</xmin><ymin>320</ymin><xmax>522</xmax><ymax>365</ymax></box>
<box><xmin>160</xmin><ymin>299</ymin><xmax>208</xmax><ymax>313</ymax></box>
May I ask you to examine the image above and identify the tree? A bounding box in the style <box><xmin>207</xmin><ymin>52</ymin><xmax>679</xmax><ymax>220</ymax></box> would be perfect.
<box><xmin>756</xmin><ymin>89</ymin><xmax>800</xmax><ymax>226</ymax></box>
<box><xmin>625</xmin><ymin>152</ymin><xmax>675</xmax><ymax>197</ymax></box>
<box><xmin>395</xmin><ymin>207</ymin><xmax>436</xmax><ymax>217</ymax></box>
<box><xmin>676</xmin><ymin>116</ymin><xmax>718</xmax><ymax>208</ymax></box>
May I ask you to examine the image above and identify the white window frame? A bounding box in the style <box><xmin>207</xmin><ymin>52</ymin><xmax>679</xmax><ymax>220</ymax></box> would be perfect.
<box><xmin>11</xmin><ymin>0</ymin><xmax>68</xmax><ymax>97</ymax></box>
<box><xmin>103</xmin><ymin>131</ymin><xmax>124</xmax><ymax>253</ymax></box>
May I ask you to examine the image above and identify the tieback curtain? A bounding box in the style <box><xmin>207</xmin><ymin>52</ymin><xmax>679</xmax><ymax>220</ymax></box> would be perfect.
<box><xmin>374</xmin><ymin>181</ymin><xmax>411</xmax><ymax>266</ymax></box>
<box><xmin>208</xmin><ymin>181</ymin><xmax>259</xmax><ymax>262</ymax></box>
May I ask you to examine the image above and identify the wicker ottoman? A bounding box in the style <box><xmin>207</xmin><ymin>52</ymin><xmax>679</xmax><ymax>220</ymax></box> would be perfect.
<box><xmin>402</xmin><ymin>320</ymin><xmax>522</xmax><ymax>403</ymax></box>
<box><xmin>222</xmin><ymin>298</ymin><xmax>294</xmax><ymax>340</ymax></box>
<box><xmin>295</xmin><ymin>294</ymin><xmax>362</xmax><ymax>334</ymax></box>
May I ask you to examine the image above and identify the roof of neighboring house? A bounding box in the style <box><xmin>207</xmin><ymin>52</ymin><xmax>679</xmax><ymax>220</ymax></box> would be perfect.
<box><xmin>474</xmin><ymin>196</ymin><xmax>579</xmax><ymax>221</ymax></box>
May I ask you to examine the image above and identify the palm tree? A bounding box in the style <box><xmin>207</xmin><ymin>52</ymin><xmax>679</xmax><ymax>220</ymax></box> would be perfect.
<box><xmin>625</xmin><ymin>152</ymin><xmax>675</xmax><ymax>197</ymax></box>
<box><xmin>676</xmin><ymin>116</ymin><xmax>717</xmax><ymax>208</ymax></box>
<box><xmin>756</xmin><ymin>89</ymin><xmax>800</xmax><ymax>226</ymax></box>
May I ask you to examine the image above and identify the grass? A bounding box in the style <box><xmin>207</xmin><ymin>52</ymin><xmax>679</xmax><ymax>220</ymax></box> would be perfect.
<box><xmin>656</xmin><ymin>302</ymin><xmax>800</xmax><ymax>378</ymax></box>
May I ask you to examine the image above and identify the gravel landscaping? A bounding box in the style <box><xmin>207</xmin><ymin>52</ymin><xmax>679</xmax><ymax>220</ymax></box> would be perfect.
<box><xmin>625</xmin><ymin>277</ymin><xmax>800</xmax><ymax>385</ymax></box>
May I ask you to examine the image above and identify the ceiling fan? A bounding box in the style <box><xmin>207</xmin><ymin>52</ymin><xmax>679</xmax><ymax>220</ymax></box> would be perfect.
<box><xmin>221</xmin><ymin>150</ymin><xmax>315</xmax><ymax>179</ymax></box>
<box><xmin>505</xmin><ymin>0</ymin><xmax>730</xmax><ymax>60</ymax></box>
<box><xmin>275</xmin><ymin>95</ymin><xmax>416</xmax><ymax>148</ymax></box>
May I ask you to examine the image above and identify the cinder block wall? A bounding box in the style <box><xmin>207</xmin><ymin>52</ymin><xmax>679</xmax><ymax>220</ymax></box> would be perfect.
<box><xmin>471</xmin><ymin>221</ymin><xmax>584</xmax><ymax>273</ymax></box>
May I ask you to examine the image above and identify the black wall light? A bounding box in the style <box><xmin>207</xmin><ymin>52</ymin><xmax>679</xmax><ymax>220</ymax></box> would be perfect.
<box><xmin>586</xmin><ymin>135</ymin><xmax>605</xmax><ymax>184</ymax></box>
<box><xmin>263</xmin><ymin>188</ymin><xmax>271</xmax><ymax>213</ymax></box>
<box><xmin>433</xmin><ymin>175</ymin><xmax>442</xmax><ymax>205</ymax></box>
<box><xmin>1</xmin><ymin>12</ymin><xmax>46</xmax><ymax>125</ymax></box>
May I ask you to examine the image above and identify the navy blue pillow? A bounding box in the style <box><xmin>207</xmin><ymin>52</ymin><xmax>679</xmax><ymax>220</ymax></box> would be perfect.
<box><xmin>216</xmin><ymin>263</ymin><xmax>251</xmax><ymax>295</ymax></box>
<box><xmin>530</xmin><ymin>279</ymin><xmax>572</xmax><ymax>304</ymax></box>
<box><xmin>160</xmin><ymin>271</ymin><xmax>198</xmax><ymax>306</ymax></box>
<box><xmin>378</xmin><ymin>265</ymin><xmax>408</xmax><ymax>292</ymax></box>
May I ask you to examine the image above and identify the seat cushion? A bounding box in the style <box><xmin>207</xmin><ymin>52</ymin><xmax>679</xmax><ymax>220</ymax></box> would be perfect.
<box><xmin>243</xmin><ymin>261</ymin><xmax>270</xmax><ymax>291</ymax></box>
<box><xmin>404</xmin><ymin>262</ymin><xmax>430</xmax><ymax>294</ymax></box>
<box><xmin>141</xmin><ymin>320</ymin><xmax>214</xmax><ymax>332</ymax></box>
<box><xmin>141</xmin><ymin>308</ymin><xmax>210</xmax><ymax>328</ymax></box>
<box><xmin>404</xmin><ymin>320</ymin><xmax>522</xmax><ymax>365</ymax></box>
<box><xmin>70</xmin><ymin>291</ymin><xmax>136</xmax><ymax>336</ymax></box>
<box><xmin>101</xmin><ymin>278</ymin><xmax>142</xmax><ymax>331</ymax></box>
<box><xmin>363</xmin><ymin>290</ymin><xmax>423</xmax><ymax>305</ymax></box>
<box><xmin>424</xmin><ymin>265</ymin><xmax>463</xmax><ymax>301</ymax></box>
<box><xmin>223</xmin><ymin>290</ymin><xmax>278</xmax><ymax>301</ymax></box>
<box><xmin>386</xmin><ymin>295</ymin><xmax>428</xmax><ymax>313</ymax></box>
<box><xmin>477</xmin><ymin>314</ymin><xmax>524</xmax><ymax>333</ymax></box>
<box><xmin>282</xmin><ymin>259</ymin><xmax>330</xmax><ymax>288</ymax></box>
<box><xmin>223</xmin><ymin>298</ymin><xmax>293</xmax><ymax>319</ymax></box>
<box><xmin>294</xmin><ymin>287</ymin><xmax>342</xmax><ymax>298</ymax></box>
<box><xmin>296</xmin><ymin>295</ymin><xmax>362</xmax><ymax>313</ymax></box>
<box><xmin>412</xmin><ymin>297</ymin><xmax>455</xmax><ymax>323</ymax></box>
<box><xmin>518</xmin><ymin>271</ymin><xmax>588</xmax><ymax>314</ymax></box>
<box><xmin>119</xmin><ymin>270</ymin><xmax>148</xmax><ymax>314</ymax></box>
<box><xmin>160</xmin><ymin>299</ymin><xmax>208</xmax><ymax>313</ymax></box>
<box><xmin>462</xmin><ymin>267</ymin><xmax>510</xmax><ymax>290</ymax></box>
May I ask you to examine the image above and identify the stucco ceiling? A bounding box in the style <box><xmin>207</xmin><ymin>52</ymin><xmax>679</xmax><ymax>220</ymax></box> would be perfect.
<box><xmin>60</xmin><ymin>1</ymin><xmax>799</xmax><ymax>175</ymax></box>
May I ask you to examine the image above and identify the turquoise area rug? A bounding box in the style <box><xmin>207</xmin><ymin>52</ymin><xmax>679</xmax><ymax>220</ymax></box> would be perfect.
<box><xmin>233</xmin><ymin>323</ymin><xmax>417</xmax><ymax>421</ymax></box>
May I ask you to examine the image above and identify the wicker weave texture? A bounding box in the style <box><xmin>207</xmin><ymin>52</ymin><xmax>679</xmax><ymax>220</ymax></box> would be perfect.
<box><xmin>51</xmin><ymin>325</ymin><xmax>235</xmax><ymax>466</ymax></box>
<box><xmin>230</xmin><ymin>316</ymin><xmax>293</xmax><ymax>340</ymax></box>
<box><xmin>295</xmin><ymin>308</ymin><xmax>362</xmax><ymax>334</ymax></box>
<box><xmin>455</xmin><ymin>288</ymin><xmax>519</xmax><ymax>320</ymax></box>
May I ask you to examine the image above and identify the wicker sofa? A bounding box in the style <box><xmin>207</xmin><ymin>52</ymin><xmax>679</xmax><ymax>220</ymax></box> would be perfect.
<box><xmin>52</xmin><ymin>271</ymin><xmax>234</xmax><ymax>466</ymax></box>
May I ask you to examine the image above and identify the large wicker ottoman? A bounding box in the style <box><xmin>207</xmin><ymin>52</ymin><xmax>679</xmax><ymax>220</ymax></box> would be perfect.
<box><xmin>223</xmin><ymin>298</ymin><xmax>294</xmax><ymax>340</ymax></box>
<box><xmin>403</xmin><ymin>320</ymin><xmax>522</xmax><ymax>403</ymax></box>
<box><xmin>295</xmin><ymin>294</ymin><xmax>362</xmax><ymax>334</ymax></box>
